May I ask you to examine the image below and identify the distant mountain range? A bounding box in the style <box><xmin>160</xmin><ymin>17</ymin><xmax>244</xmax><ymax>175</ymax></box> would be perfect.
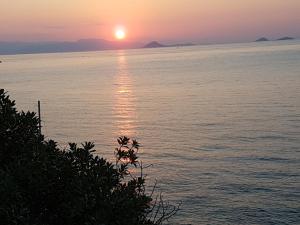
<box><xmin>255</xmin><ymin>37</ymin><xmax>295</xmax><ymax>42</ymax></box>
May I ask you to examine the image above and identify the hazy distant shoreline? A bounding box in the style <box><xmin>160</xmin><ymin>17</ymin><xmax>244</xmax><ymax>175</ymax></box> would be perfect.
<box><xmin>0</xmin><ymin>39</ymin><xmax>195</xmax><ymax>55</ymax></box>
<box><xmin>0</xmin><ymin>38</ymin><xmax>298</xmax><ymax>56</ymax></box>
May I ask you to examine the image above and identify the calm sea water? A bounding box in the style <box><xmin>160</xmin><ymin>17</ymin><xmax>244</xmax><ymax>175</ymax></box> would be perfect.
<box><xmin>1</xmin><ymin>41</ymin><xmax>300</xmax><ymax>224</ymax></box>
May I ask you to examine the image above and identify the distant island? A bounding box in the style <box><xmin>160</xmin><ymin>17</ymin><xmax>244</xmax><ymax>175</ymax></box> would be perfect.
<box><xmin>255</xmin><ymin>37</ymin><xmax>269</xmax><ymax>42</ymax></box>
<box><xmin>143</xmin><ymin>41</ymin><xmax>166</xmax><ymax>48</ymax></box>
<box><xmin>143</xmin><ymin>41</ymin><xmax>195</xmax><ymax>48</ymax></box>
<box><xmin>277</xmin><ymin>37</ymin><xmax>294</xmax><ymax>41</ymax></box>
<box><xmin>255</xmin><ymin>36</ymin><xmax>295</xmax><ymax>42</ymax></box>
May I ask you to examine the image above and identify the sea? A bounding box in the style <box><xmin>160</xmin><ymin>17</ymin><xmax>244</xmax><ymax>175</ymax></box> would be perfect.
<box><xmin>1</xmin><ymin>40</ymin><xmax>300</xmax><ymax>225</ymax></box>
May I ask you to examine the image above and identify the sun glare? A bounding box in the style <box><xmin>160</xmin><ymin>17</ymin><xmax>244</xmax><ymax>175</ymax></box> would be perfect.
<box><xmin>114</xmin><ymin>27</ymin><xmax>126</xmax><ymax>40</ymax></box>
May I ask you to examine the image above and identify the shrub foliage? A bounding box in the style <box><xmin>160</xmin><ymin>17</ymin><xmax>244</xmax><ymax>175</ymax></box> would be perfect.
<box><xmin>0</xmin><ymin>89</ymin><xmax>178</xmax><ymax>225</ymax></box>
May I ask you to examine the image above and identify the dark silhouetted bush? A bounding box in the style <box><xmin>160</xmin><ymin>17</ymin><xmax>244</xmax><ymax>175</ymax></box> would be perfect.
<box><xmin>0</xmin><ymin>89</ymin><xmax>178</xmax><ymax>225</ymax></box>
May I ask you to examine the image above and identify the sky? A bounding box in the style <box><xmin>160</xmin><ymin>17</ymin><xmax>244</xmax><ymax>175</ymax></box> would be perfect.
<box><xmin>0</xmin><ymin>0</ymin><xmax>300</xmax><ymax>44</ymax></box>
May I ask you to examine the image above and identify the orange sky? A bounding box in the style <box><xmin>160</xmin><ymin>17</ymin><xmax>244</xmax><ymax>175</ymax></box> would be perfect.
<box><xmin>0</xmin><ymin>0</ymin><xmax>299</xmax><ymax>43</ymax></box>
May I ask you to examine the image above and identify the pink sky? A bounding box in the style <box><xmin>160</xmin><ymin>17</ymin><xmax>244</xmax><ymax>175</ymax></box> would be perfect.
<box><xmin>0</xmin><ymin>0</ymin><xmax>299</xmax><ymax>43</ymax></box>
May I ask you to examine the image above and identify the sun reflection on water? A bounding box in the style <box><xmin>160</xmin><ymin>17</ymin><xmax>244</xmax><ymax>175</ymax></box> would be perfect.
<box><xmin>113</xmin><ymin>51</ymin><xmax>137</xmax><ymax>137</ymax></box>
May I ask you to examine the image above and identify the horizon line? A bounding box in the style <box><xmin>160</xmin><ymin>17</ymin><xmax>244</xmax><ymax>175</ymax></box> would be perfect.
<box><xmin>0</xmin><ymin>38</ymin><xmax>298</xmax><ymax>56</ymax></box>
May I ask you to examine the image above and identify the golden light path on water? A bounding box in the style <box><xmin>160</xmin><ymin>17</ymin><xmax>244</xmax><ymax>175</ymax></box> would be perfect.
<box><xmin>113</xmin><ymin>51</ymin><xmax>137</xmax><ymax>137</ymax></box>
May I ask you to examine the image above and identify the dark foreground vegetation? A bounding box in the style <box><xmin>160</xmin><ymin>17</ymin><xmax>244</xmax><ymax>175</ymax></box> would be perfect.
<box><xmin>0</xmin><ymin>89</ymin><xmax>178</xmax><ymax>225</ymax></box>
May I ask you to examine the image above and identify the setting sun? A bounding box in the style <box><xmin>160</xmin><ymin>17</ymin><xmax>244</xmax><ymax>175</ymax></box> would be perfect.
<box><xmin>114</xmin><ymin>27</ymin><xmax>126</xmax><ymax>40</ymax></box>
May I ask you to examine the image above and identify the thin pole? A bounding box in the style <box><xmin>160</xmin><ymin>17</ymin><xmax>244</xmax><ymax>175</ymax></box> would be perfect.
<box><xmin>38</xmin><ymin>100</ymin><xmax>41</xmax><ymax>134</ymax></box>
